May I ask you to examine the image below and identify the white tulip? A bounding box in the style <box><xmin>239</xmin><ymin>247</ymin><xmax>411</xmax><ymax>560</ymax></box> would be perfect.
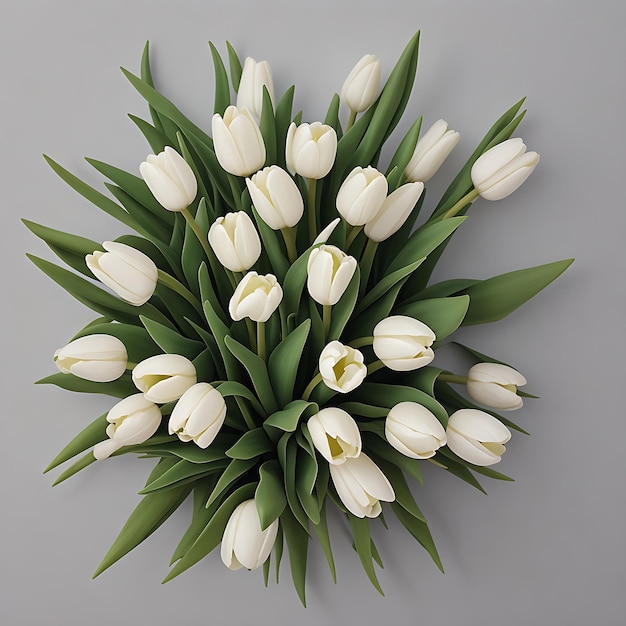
<box><xmin>446</xmin><ymin>409</ymin><xmax>511</xmax><ymax>466</ymax></box>
<box><xmin>229</xmin><ymin>272</ymin><xmax>283</xmax><ymax>323</ymax></box>
<box><xmin>307</xmin><ymin>407</ymin><xmax>362</xmax><ymax>465</ymax></box>
<box><xmin>364</xmin><ymin>182</ymin><xmax>424</xmax><ymax>242</ymax></box>
<box><xmin>221</xmin><ymin>499</ymin><xmax>279</xmax><ymax>570</ymax></box>
<box><xmin>246</xmin><ymin>166</ymin><xmax>304</xmax><ymax>230</ymax></box>
<box><xmin>86</xmin><ymin>241</ymin><xmax>158</xmax><ymax>306</ymax></box>
<box><xmin>341</xmin><ymin>54</ymin><xmax>381</xmax><ymax>113</ymax></box>
<box><xmin>471</xmin><ymin>137</ymin><xmax>540</xmax><ymax>201</ymax></box>
<box><xmin>139</xmin><ymin>146</ymin><xmax>197</xmax><ymax>212</ymax></box>
<box><xmin>466</xmin><ymin>362</ymin><xmax>527</xmax><ymax>411</ymax></box>
<box><xmin>313</xmin><ymin>218</ymin><xmax>341</xmax><ymax>245</ymax></box>
<box><xmin>208</xmin><ymin>212</ymin><xmax>261</xmax><ymax>272</ymax></box>
<box><xmin>336</xmin><ymin>166</ymin><xmax>388</xmax><ymax>226</ymax></box>
<box><xmin>405</xmin><ymin>119</ymin><xmax>460</xmax><ymax>183</ymax></box>
<box><xmin>330</xmin><ymin>453</ymin><xmax>395</xmax><ymax>518</ymax></box>
<box><xmin>285</xmin><ymin>122</ymin><xmax>337</xmax><ymax>179</ymax></box>
<box><xmin>168</xmin><ymin>383</ymin><xmax>227</xmax><ymax>448</ymax></box>
<box><xmin>132</xmin><ymin>354</ymin><xmax>197</xmax><ymax>404</ymax></box>
<box><xmin>373</xmin><ymin>316</ymin><xmax>436</xmax><ymax>371</ymax></box>
<box><xmin>236</xmin><ymin>57</ymin><xmax>275</xmax><ymax>121</ymax></box>
<box><xmin>307</xmin><ymin>244</ymin><xmax>357</xmax><ymax>306</ymax></box>
<box><xmin>93</xmin><ymin>393</ymin><xmax>162</xmax><ymax>460</ymax></box>
<box><xmin>385</xmin><ymin>402</ymin><xmax>446</xmax><ymax>459</ymax></box>
<box><xmin>319</xmin><ymin>341</ymin><xmax>367</xmax><ymax>393</ymax></box>
<box><xmin>54</xmin><ymin>334</ymin><xmax>127</xmax><ymax>383</ymax></box>
<box><xmin>212</xmin><ymin>106</ymin><xmax>266</xmax><ymax>177</ymax></box>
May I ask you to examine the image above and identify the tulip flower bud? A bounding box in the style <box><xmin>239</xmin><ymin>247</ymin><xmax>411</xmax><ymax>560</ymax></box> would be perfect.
<box><xmin>313</xmin><ymin>218</ymin><xmax>341</xmax><ymax>245</ymax></box>
<box><xmin>404</xmin><ymin>119</ymin><xmax>461</xmax><ymax>183</ymax></box>
<box><xmin>307</xmin><ymin>407</ymin><xmax>362</xmax><ymax>465</ymax></box>
<box><xmin>307</xmin><ymin>244</ymin><xmax>357</xmax><ymax>306</ymax></box>
<box><xmin>168</xmin><ymin>383</ymin><xmax>227</xmax><ymax>448</ymax></box>
<box><xmin>446</xmin><ymin>409</ymin><xmax>511</xmax><ymax>466</ymax></box>
<box><xmin>285</xmin><ymin>122</ymin><xmax>337</xmax><ymax>179</ymax></box>
<box><xmin>132</xmin><ymin>354</ymin><xmax>197</xmax><ymax>404</ymax></box>
<box><xmin>330</xmin><ymin>453</ymin><xmax>395</xmax><ymax>518</ymax></box>
<box><xmin>385</xmin><ymin>402</ymin><xmax>446</xmax><ymax>459</ymax></box>
<box><xmin>341</xmin><ymin>54</ymin><xmax>382</xmax><ymax>113</ymax></box>
<box><xmin>466</xmin><ymin>362</ymin><xmax>527</xmax><ymax>411</ymax></box>
<box><xmin>212</xmin><ymin>105</ymin><xmax>266</xmax><ymax>177</ymax></box>
<box><xmin>208</xmin><ymin>212</ymin><xmax>262</xmax><ymax>272</ymax></box>
<box><xmin>221</xmin><ymin>499</ymin><xmax>279</xmax><ymax>570</ymax></box>
<box><xmin>246</xmin><ymin>166</ymin><xmax>304</xmax><ymax>230</ymax></box>
<box><xmin>236</xmin><ymin>57</ymin><xmax>275</xmax><ymax>121</ymax></box>
<box><xmin>319</xmin><ymin>341</ymin><xmax>367</xmax><ymax>393</ymax></box>
<box><xmin>364</xmin><ymin>181</ymin><xmax>424</xmax><ymax>242</ymax></box>
<box><xmin>229</xmin><ymin>272</ymin><xmax>283</xmax><ymax>323</ymax></box>
<box><xmin>54</xmin><ymin>334</ymin><xmax>128</xmax><ymax>383</ymax></box>
<box><xmin>471</xmin><ymin>137</ymin><xmax>540</xmax><ymax>201</ymax></box>
<box><xmin>93</xmin><ymin>393</ymin><xmax>162</xmax><ymax>460</ymax></box>
<box><xmin>336</xmin><ymin>166</ymin><xmax>388</xmax><ymax>226</ymax></box>
<box><xmin>139</xmin><ymin>146</ymin><xmax>198</xmax><ymax>212</ymax></box>
<box><xmin>373</xmin><ymin>316</ymin><xmax>436</xmax><ymax>371</ymax></box>
<box><xmin>86</xmin><ymin>241</ymin><xmax>158</xmax><ymax>306</ymax></box>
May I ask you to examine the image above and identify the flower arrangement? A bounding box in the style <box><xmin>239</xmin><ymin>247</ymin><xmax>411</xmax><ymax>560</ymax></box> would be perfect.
<box><xmin>26</xmin><ymin>32</ymin><xmax>572</xmax><ymax>604</ymax></box>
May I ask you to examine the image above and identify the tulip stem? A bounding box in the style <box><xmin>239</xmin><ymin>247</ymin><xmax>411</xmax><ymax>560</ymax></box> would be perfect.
<box><xmin>346</xmin><ymin>109</ymin><xmax>357</xmax><ymax>131</ymax></box>
<box><xmin>359</xmin><ymin>239</ymin><xmax>378</xmax><ymax>297</ymax></box>
<box><xmin>281</xmin><ymin>227</ymin><xmax>298</xmax><ymax>263</ymax></box>
<box><xmin>245</xmin><ymin>319</ymin><xmax>257</xmax><ymax>352</ymax></box>
<box><xmin>367</xmin><ymin>360</ymin><xmax>386</xmax><ymax>376</ymax></box>
<box><xmin>157</xmin><ymin>270</ymin><xmax>204</xmax><ymax>316</ymax></box>
<box><xmin>257</xmin><ymin>322</ymin><xmax>266</xmax><ymax>361</ymax></box>
<box><xmin>439</xmin><ymin>189</ymin><xmax>480</xmax><ymax>221</ymax></box>
<box><xmin>323</xmin><ymin>305</ymin><xmax>332</xmax><ymax>339</ymax></box>
<box><xmin>302</xmin><ymin>372</ymin><xmax>323</xmax><ymax>401</ymax></box>
<box><xmin>228</xmin><ymin>177</ymin><xmax>243</xmax><ymax>212</ymax></box>
<box><xmin>126</xmin><ymin>362</ymin><xmax>138</xmax><ymax>370</ymax></box>
<box><xmin>181</xmin><ymin>208</ymin><xmax>213</xmax><ymax>260</ymax></box>
<box><xmin>307</xmin><ymin>178</ymin><xmax>318</xmax><ymax>243</ymax></box>
<box><xmin>345</xmin><ymin>225</ymin><xmax>363</xmax><ymax>250</ymax></box>
<box><xmin>349</xmin><ymin>336</ymin><xmax>374</xmax><ymax>349</ymax></box>
<box><xmin>437</xmin><ymin>374</ymin><xmax>468</xmax><ymax>385</ymax></box>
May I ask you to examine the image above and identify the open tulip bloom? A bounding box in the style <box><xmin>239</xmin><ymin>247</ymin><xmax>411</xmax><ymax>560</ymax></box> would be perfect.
<box><xmin>27</xmin><ymin>32</ymin><xmax>572</xmax><ymax>604</ymax></box>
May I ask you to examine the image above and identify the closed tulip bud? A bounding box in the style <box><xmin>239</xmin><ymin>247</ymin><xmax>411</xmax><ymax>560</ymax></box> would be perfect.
<box><xmin>221</xmin><ymin>499</ymin><xmax>279</xmax><ymax>570</ymax></box>
<box><xmin>93</xmin><ymin>393</ymin><xmax>162</xmax><ymax>460</ymax></box>
<box><xmin>86</xmin><ymin>241</ymin><xmax>158</xmax><ymax>306</ymax></box>
<box><xmin>139</xmin><ymin>146</ymin><xmax>197</xmax><ymax>212</ymax></box>
<box><xmin>168</xmin><ymin>383</ymin><xmax>227</xmax><ymax>448</ymax></box>
<box><xmin>229</xmin><ymin>272</ymin><xmax>283</xmax><ymax>323</ymax></box>
<box><xmin>364</xmin><ymin>182</ymin><xmax>424</xmax><ymax>242</ymax></box>
<box><xmin>246</xmin><ymin>166</ymin><xmax>304</xmax><ymax>230</ymax></box>
<box><xmin>466</xmin><ymin>362</ymin><xmax>527</xmax><ymax>411</ymax></box>
<box><xmin>330</xmin><ymin>453</ymin><xmax>395</xmax><ymax>518</ymax></box>
<box><xmin>471</xmin><ymin>138</ymin><xmax>540</xmax><ymax>201</ymax></box>
<box><xmin>446</xmin><ymin>409</ymin><xmax>511</xmax><ymax>466</ymax></box>
<box><xmin>385</xmin><ymin>402</ymin><xmax>446</xmax><ymax>459</ymax></box>
<box><xmin>236</xmin><ymin>57</ymin><xmax>275</xmax><ymax>121</ymax></box>
<box><xmin>285</xmin><ymin>122</ymin><xmax>337</xmax><ymax>179</ymax></box>
<box><xmin>54</xmin><ymin>334</ymin><xmax>127</xmax><ymax>382</ymax></box>
<box><xmin>307</xmin><ymin>407</ymin><xmax>362</xmax><ymax>465</ymax></box>
<box><xmin>319</xmin><ymin>341</ymin><xmax>367</xmax><ymax>393</ymax></box>
<box><xmin>373</xmin><ymin>316</ymin><xmax>436</xmax><ymax>371</ymax></box>
<box><xmin>336</xmin><ymin>166</ymin><xmax>388</xmax><ymax>226</ymax></box>
<box><xmin>208</xmin><ymin>212</ymin><xmax>261</xmax><ymax>272</ymax></box>
<box><xmin>132</xmin><ymin>354</ymin><xmax>196</xmax><ymax>404</ymax></box>
<box><xmin>405</xmin><ymin>119</ymin><xmax>460</xmax><ymax>183</ymax></box>
<box><xmin>212</xmin><ymin>105</ymin><xmax>266</xmax><ymax>177</ymax></box>
<box><xmin>341</xmin><ymin>54</ymin><xmax>381</xmax><ymax>113</ymax></box>
<box><xmin>307</xmin><ymin>244</ymin><xmax>357</xmax><ymax>306</ymax></box>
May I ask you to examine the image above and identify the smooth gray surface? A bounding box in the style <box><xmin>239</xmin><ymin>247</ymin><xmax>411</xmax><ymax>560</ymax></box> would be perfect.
<box><xmin>2</xmin><ymin>1</ymin><xmax>625</xmax><ymax>624</ymax></box>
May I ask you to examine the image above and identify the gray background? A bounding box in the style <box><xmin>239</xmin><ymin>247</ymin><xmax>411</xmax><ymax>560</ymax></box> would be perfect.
<box><xmin>2</xmin><ymin>0</ymin><xmax>625</xmax><ymax>624</ymax></box>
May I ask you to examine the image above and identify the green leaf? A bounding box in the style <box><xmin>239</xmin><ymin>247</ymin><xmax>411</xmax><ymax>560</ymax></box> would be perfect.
<box><xmin>208</xmin><ymin>42</ymin><xmax>231</xmax><ymax>116</ymax></box>
<box><xmin>139</xmin><ymin>459</ymin><xmax>221</xmax><ymax>494</ymax></box>
<box><xmin>404</xmin><ymin>366</ymin><xmax>443</xmax><ymax>396</ymax></box>
<box><xmin>260</xmin><ymin>87</ymin><xmax>277</xmax><ymax>165</ymax></box>
<box><xmin>412</xmin><ymin>278</ymin><xmax>478</xmax><ymax>300</ymax></box>
<box><xmin>328</xmin><ymin>266</ymin><xmax>360</xmax><ymax>341</ymax></box>
<box><xmin>250</xmin><ymin>204</ymin><xmax>289</xmax><ymax>280</ymax></box>
<box><xmin>206</xmin><ymin>458</ymin><xmax>257</xmax><ymax>508</ymax></box>
<box><xmin>278</xmin><ymin>434</ymin><xmax>310</xmax><ymax>530</ymax></box>
<box><xmin>461</xmin><ymin>259</ymin><xmax>574</xmax><ymax>325</ymax></box>
<box><xmin>432</xmin><ymin>452</ymin><xmax>486</xmax><ymax>493</ymax></box>
<box><xmin>226</xmin><ymin>41</ymin><xmax>242</xmax><ymax>91</ymax></box>
<box><xmin>280</xmin><ymin>508</ymin><xmax>309</xmax><ymax>607</ymax></box>
<box><xmin>224</xmin><ymin>335</ymin><xmax>278</xmax><ymax>414</ymax></box>
<box><xmin>226</xmin><ymin>428</ymin><xmax>273</xmax><ymax>460</ymax></box>
<box><xmin>142</xmin><ymin>437</ymin><xmax>236</xmax><ymax>464</ymax></box>
<box><xmin>363</xmin><ymin>434</ymin><xmax>423</xmax><ymax>484</ymax></box>
<box><xmin>274</xmin><ymin>86</ymin><xmax>295</xmax><ymax>170</ymax></box>
<box><xmin>263</xmin><ymin>400</ymin><xmax>317</xmax><ymax>434</ymax></box>
<box><xmin>395</xmin><ymin>296</ymin><xmax>470</xmax><ymax>341</ymax></box>
<box><xmin>255</xmin><ymin>460</ymin><xmax>287</xmax><ymax>530</ymax></box>
<box><xmin>386</xmin><ymin>116</ymin><xmax>422</xmax><ymax>189</ymax></box>
<box><xmin>36</xmin><ymin>372</ymin><xmax>136</xmax><ymax>399</ymax></box>
<box><xmin>281</xmin><ymin>244</ymin><xmax>317</xmax><ymax>319</ymax></box>
<box><xmin>140</xmin><ymin>315</ymin><xmax>204</xmax><ymax>360</ymax></box>
<box><xmin>337</xmin><ymin>402</ymin><xmax>388</xmax><ymax>418</ymax></box>
<box><xmin>311</xmin><ymin>503</ymin><xmax>336</xmax><ymax>582</ymax></box>
<box><xmin>295</xmin><ymin>446</ymin><xmax>320</xmax><ymax>524</ymax></box>
<box><xmin>215</xmin><ymin>380</ymin><xmax>266</xmax><ymax>417</ymax></box>
<box><xmin>129</xmin><ymin>114</ymin><xmax>170</xmax><ymax>153</ymax></box>
<box><xmin>268</xmin><ymin>320</ymin><xmax>311</xmax><ymax>407</ymax></box>
<box><xmin>348</xmin><ymin>515</ymin><xmax>384</xmax><ymax>595</ymax></box>
<box><xmin>51</xmin><ymin>451</ymin><xmax>98</xmax><ymax>485</ymax></box>
<box><xmin>375</xmin><ymin>459</ymin><xmax>426</xmax><ymax>522</ymax></box>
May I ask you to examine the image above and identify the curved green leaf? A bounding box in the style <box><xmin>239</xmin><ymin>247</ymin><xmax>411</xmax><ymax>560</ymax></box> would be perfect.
<box><xmin>255</xmin><ymin>460</ymin><xmax>287</xmax><ymax>530</ymax></box>
<box><xmin>395</xmin><ymin>296</ymin><xmax>470</xmax><ymax>341</ymax></box>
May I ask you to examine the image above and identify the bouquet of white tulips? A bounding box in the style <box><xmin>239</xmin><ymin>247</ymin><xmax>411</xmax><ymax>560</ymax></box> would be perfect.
<box><xmin>26</xmin><ymin>32</ymin><xmax>572</xmax><ymax>604</ymax></box>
